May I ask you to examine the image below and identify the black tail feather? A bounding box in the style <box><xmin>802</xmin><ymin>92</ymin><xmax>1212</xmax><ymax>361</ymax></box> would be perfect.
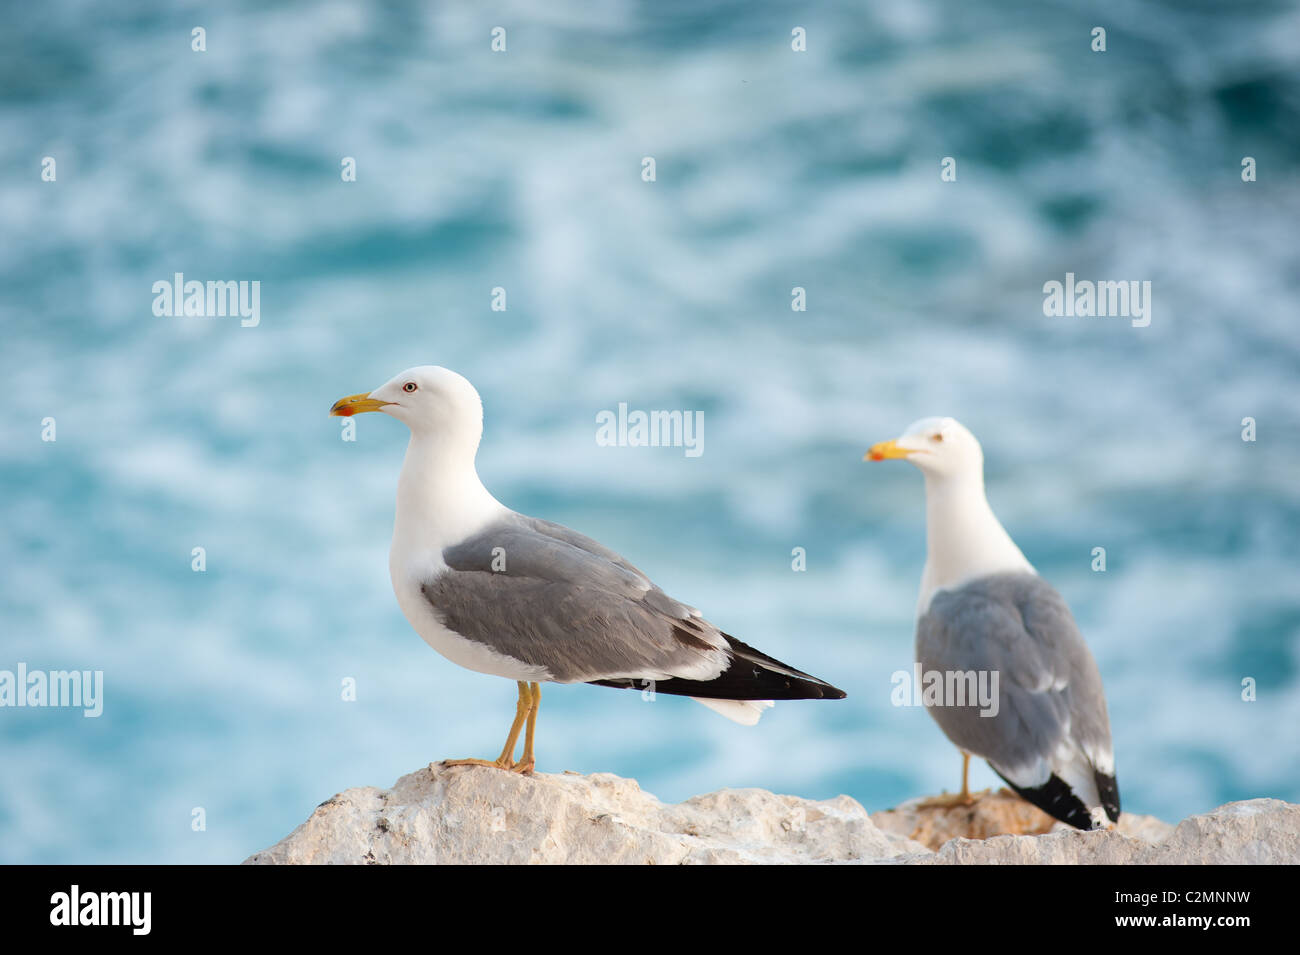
<box><xmin>589</xmin><ymin>633</ymin><xmax>846</xmax><ymax>701</ymax></box>
<box><xmin>1095</xmin><ymin>770</ymin><xmax>1121</xmax><ymax>823</ymax></box>
<box><xmin>994</xmin><ymin>768</ymin><xmax>1109</xmax><ymax>831</ymax></box>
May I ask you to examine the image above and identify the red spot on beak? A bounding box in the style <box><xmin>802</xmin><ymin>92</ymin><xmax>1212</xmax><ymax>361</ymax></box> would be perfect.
<box><xmin>335</xmin><ymin>406</ymin><xmax>355</xmax><ymax>416</ymax></box>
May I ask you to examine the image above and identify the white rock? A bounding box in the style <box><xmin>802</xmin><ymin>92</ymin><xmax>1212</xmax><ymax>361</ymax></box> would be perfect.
<box><xmin>895</xmin><ymin>798</ymin><xmax>1299</xmax><ymax>865</ymax></box>
<box><xmin>244</xmin><ymin>764</ymin><xmax>1299</xmax><ymax>865</ymax></box>
<box><xmin>869</xmin><ymin>788</ymin><xmax>1176</xmax><ymax>852</ymax></box>
<box><xmin>244</xmin><ymin>763</ymin><xmax>929</xmax><ymax>865</ymax></box>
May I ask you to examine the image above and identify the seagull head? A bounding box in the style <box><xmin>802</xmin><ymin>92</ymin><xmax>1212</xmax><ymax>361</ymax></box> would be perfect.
<box><xmin>330</xmin><ymin>365</ymin><xmax>484</xmax><ymax>444</ymax></box>
<box><xmin>865</xmin><ymin>416</ymin><xmax>983</xmax><ymax>480</ymax></box>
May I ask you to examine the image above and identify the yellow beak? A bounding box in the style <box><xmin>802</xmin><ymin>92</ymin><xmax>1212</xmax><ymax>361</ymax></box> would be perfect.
<box><xmin>865</xmin><ymin>439</ymin><xmax>912</xmax><ymax>462</ymax></box>
<box><xmin>329</xmin><ymin>392</ymin><xmax>392</xmax><ymax>417</ymax></box>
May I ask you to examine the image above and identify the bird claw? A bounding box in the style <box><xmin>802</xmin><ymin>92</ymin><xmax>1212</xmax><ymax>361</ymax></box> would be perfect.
<box><xmin>916</xmin><ymin>791</ymin><xmax>980</xmax><ymax>810</ymax></box>
<box><xmin>442</xmin><ymin>757</ymin><xmax>516</xmax><ymax>771</ymax></box>
<box><xmin>439</xmin><ymin>756</ymin><xmax>535</xmax><ymax>775</ymax></box>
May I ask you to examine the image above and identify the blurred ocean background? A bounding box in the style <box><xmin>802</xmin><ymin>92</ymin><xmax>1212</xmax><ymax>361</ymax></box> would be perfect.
<box><xmin>2</xmin><ymin>1</ymin><xmax>1299</xmax><ymax>863</ymax></box>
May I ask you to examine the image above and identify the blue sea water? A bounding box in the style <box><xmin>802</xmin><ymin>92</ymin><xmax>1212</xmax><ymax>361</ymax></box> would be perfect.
<box><xmin>1</xmin><ymin>1</ymin><xmax>1298</xmax><ymax>863</ymax></box>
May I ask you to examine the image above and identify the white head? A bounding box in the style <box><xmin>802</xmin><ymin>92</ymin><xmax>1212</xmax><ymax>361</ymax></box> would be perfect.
<box><xmin>330</xmin><ymin>365</ymin><xmax>484</xmax><ymax>453</ymax></box>
<box><xmin>865</xmin><ymin>416</ymin><xmax>984</xmax><ymax>483</ymax></box>
<box><xmin>867</xmin><ymin>416</ymin><xmax>1033</xmax><ymax>605</ymax></box>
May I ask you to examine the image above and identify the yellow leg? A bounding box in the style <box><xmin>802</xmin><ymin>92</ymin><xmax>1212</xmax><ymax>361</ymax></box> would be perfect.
<box><xmin>917</xmin><ymin>751</ymin><xmax>978</xmax><ymax>809</ymax></box>
<box><xmin>444</xmin><ymin>682</ymin><xmax>532</xmax><ymax>772</ymax></box>
<box><xmin>514</xmin><ymin>682</ymin><xmax>541</xmax><ymax>775</ymax></box>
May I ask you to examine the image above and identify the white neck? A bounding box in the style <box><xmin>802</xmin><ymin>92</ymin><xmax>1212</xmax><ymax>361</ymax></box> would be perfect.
<box><xmin>917</xmin><ymin>469</ymin><xmax>1033</xmax><ymax>616</ymax></box>
<box><xmin>391</xmin><ymin>433</ymin><xmax>505</xmax><ymax>558</ymax></box>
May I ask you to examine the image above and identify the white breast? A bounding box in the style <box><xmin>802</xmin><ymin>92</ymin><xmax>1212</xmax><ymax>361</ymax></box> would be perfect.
<box><xmin>389</xmin><ymin>556</ymin><xmax>552</xmax><ymax>682</ymax></box>
<box><xmin>384</xmin><ymin>432</ymin><xmax>549</xmax><ymax>681</ymax></box>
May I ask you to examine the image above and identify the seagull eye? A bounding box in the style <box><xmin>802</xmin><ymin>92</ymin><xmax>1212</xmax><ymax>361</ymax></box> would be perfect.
<box><xmin>403</xmin><ymin>382</ymin><xmax>417</xmax><ymax>393</ymax></box>
<box><xmin>932</xmin><ymin>433</ymin><xmax>944</xmax><ymax>442</ymax></box>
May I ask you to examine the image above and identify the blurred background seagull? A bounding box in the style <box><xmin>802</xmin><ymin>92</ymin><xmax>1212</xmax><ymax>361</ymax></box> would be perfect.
<box><xmin>331</xmin><ymin>366</ymin><xmax>845</xmax><ymax>773</ymax></box>
<box><xmin>867</xmin><ymin>417</ymin><xmax>1120</xmax><ymax>830</ymax></box>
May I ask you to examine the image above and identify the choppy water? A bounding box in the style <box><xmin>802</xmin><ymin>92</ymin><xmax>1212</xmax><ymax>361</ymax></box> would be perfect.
<box><xmin>2</xmin><ymin>1</ymin><xmax>1298</xmax><ymax>862</ymax></box>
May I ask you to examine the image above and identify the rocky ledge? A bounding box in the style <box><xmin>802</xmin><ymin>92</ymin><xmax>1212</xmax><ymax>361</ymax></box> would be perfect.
<box><xmin>243</xmin><ymin>763</ymin><xmax>1299</xmax><ymax>865</ymax></box>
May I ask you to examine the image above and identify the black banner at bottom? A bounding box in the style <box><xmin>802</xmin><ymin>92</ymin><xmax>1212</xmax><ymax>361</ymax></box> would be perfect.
<box><xmin>0</xmin><ymin>863</ymin><xmax>1282</xmax><ymax>941</ymax></box>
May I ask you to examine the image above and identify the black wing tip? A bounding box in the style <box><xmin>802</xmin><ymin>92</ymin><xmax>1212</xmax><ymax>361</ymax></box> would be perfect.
<box><xmin>766</xmin><ymin>679</ymin><xmax>847</xmax><ymax>701</ymax></box>
<box><xmin>719</xmin><ymin>633</ymin><xmax>847</xmax><ymax>700</ymax></box>
<box><xmin>1096</xmin><ymin>770</ymin><xmax>1121</xmax><ymax>823</ymax></box>
<box><xmin>998</xmin><ymin>770</ymin><xmax>1113</xmax><ymax>831</ymax></box>
<box><xmin>588</xmin><ymin>632</ymin><xmax>848</xmax><ymax>701</ymax></box>
<box><xmin>589</xmin><ymin>674</ymin><xmax>847</xmax><ymax>701</ymax></box>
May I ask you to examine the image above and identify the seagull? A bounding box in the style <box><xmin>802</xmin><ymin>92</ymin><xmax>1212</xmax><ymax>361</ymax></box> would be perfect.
<box><xmin>330</xmin><ymin>366</ymin><xmax>845</xmax><ymax>773</ymax></box>
<box><xmin>866</xmin><ymin>417</ymin><xmax>1120</xmax><ymax>830</ymax></box>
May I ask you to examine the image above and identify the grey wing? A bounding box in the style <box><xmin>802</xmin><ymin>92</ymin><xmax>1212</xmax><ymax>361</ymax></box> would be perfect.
<box><xmin>426</xmin><ymin>512</ymin><xmax>729</xmax><ymax>683</ymax></box>
<box><xmin>511</xmin><ymin>515</ymin><xmax>660</xmax><ymax>589</ymax></box>
<box><xmin>917</xmin><ymin>573</ymin><xmax>1115</xmax><ymax>792</ymax></box>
